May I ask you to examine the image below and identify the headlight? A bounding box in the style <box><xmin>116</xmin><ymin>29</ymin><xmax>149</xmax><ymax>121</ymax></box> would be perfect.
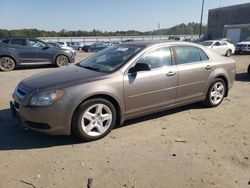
<box><xmin>30</xmin><ymin>90</ymin><xmax>65</xmax><ymax>106</ymax></box>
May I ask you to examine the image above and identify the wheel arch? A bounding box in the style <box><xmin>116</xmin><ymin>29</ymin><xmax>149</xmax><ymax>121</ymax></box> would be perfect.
<box><xmin>53</xmin><ymin>53</ymin><xmax>70</xmax><ymax>64</ymax></box>
<box><xmin>0</xmin><ymin>55</ymin><xmax>18</xmax><ymax>64</ymax></box>
<box><xmin>71</xmin><ymin>94</ymin><xmax>122</xmax><ymax>132</ymax></box>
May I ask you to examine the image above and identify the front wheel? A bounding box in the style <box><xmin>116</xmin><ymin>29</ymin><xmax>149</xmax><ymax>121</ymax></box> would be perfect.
<box><xmin>0</xmin><ymin>57</ymin><xmax>16</xmax><ymax>71</ymax></box>
<box><xmin>55</xmin><ymin>55</ymin><xmax>69</xmax><ymax>67</ymax></box>
<box><xmin>248</xmin><ymin>64</ymin><xmax>250</xmax><ymax>75</ymax></box>
<box><xmin>72</xmin><ymin>98</ymin><xmax>117</xmax><ymax>141</ymax></box>
<box><xmin>204</xmin><ymin>78</ymin><xmax>226</xmax><ymax>107</ymax></box>
<box><xmin>225</xmin><ymin>49</ymin><xmax>232</xmax><ymax>57</ymax></box>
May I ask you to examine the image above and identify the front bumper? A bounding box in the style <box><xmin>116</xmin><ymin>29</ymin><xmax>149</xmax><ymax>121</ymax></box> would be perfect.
<box><xmin>10</xmin><ymin>95</ymin><xmax>72</xmax><ymax>135</ymax></box>
<box><xmin>69</xmin><ymin>55</ymin><xmax>75</xmax><ymax>63</ymax></box>
<box><xmin>235</xmin><ymin>48</ymin><xmax>250</xmax><ymax>53</ymax></box>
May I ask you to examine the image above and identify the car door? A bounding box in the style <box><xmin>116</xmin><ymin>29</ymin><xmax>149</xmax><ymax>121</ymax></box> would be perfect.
<box><xmin>123</xmin><ymin>46</ymin><xmax>178</xmax><ymax>118</ymax></box>
<box><xmin>212</xmin><ymin>41</ymin><xmax>226</xmax><ymax>55</ymax></box>
<box><xmin>28</xmin><ymin>39</ymin><xmax>52</xmax><ymax>62</ymax></box>
<box><xmin>7</xmin><ymin>38</ymin><xmax>31</xmax><ymax>62</ymax></box>
<box><xmin>174</xmin><ymin>45</ymin><xmax>214</xmax><ymax>104</ymax></box>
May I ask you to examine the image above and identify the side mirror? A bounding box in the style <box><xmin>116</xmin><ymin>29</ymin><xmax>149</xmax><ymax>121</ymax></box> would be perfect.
<box><xmin>129</xmin><ymin>63</ymin><xmax>151</xmax><ymax>73</ymax></box>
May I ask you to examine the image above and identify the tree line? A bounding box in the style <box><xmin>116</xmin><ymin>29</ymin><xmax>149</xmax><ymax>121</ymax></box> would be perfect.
<box><xmin>0</xmin><ymin>22</ymin><xmax>206</xmax><ymax>37</ymax></box>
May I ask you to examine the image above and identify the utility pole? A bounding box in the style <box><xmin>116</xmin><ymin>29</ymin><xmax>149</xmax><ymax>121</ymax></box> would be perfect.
<box><xmin>199</xmin><ymin>0</ymin><xmax>205</xmax><ymax>39</ymax></box>
<box><xmin>158</xmin><ymin>23</ymin><xmax>160</xmax><ymax>36</ymax></box>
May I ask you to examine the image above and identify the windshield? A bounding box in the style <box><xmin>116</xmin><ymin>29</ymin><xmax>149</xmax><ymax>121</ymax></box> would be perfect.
<box><xmin>199</xmin><ymin>41</ymin><xmax>213</xmax><ymax>46</ymax></box>
<box><xmin>78</xmin><ymin>45</ymin><xmax>142</xmax><ymax>73</ymax></box>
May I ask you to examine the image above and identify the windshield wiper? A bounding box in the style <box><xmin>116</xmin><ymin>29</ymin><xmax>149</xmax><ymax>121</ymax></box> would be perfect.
<box><xmin>81</xmin><ymin>65</ymin><xmax>101</xmax><ymax>72</ymax></box>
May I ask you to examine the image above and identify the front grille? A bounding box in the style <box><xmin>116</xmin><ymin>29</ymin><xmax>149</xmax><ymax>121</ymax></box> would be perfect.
<box><xmin>236</xmin><ymin>44</ymin><xmax>247</xmax><ymax>49</ymax></box>
<box><xmin>15</xmin><ymin>87</ymin><xmax>26</xmax><ymax>100</ymax></box>
<box><xmin>13</xmin><ymin>101</ymin><xmax>20</xmax><ymax>110</ymax></box>
<box><xmin>17</xmin><ymin>88</ymin><xmax>26</xmax><ymax>96</ymax></box>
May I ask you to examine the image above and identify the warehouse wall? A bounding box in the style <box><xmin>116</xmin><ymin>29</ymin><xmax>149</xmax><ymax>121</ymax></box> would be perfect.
<box><xmin>207</xmin><ymin>3</ymin><xmax>250</xmax><ymax>40</ymax></box>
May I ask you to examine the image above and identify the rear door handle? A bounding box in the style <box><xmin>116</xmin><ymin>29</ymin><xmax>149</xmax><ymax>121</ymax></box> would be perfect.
<box><xmin>166</xmin><ymin>71</ymin><xmax>176</xmax><ymax>76</ymax></box>
<box><xmin>205</xmin><ymin>65</ymin><xmax>212</xmax><ymax>70</ymax></box>
<box><xmin>9</xmin><ymin>48</ymin><xmax>16</xmax><ymax>50</ymax></box>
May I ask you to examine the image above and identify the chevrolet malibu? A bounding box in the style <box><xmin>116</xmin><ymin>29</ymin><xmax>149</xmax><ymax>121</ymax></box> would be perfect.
<box><xmin>11</xmin><ymin>41</ymin><xmax>236</xmax><ymax>141</ymax></box>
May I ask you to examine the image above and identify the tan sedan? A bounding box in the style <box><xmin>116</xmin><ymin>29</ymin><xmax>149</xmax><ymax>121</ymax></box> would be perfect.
<box><xmin>11</xmin><ymin>41</ymin><xmax>236</xmax><ymax>141</ymax></box>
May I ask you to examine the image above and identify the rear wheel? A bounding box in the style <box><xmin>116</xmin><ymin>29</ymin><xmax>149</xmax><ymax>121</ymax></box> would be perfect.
<box><xmin>248</xmin><ymin>64</ymin><xmax>250</xmax><ymax>75</ymax></box>
<box><xmin>225</xmin><ymin>49</ymin><xmax>232</xmax><ymax>57</ymax></box>
<box><xmin>55</xmin><ymin>55</ymin><xmax>69</xmax><ymax>67</ymax></box>
<box><xmin>0</xmin><ymin>57</ymin><xmax>16</xmax><ymax>71</ymax></box>
<box><xmin>72</xmin><ymin>98</ymin><xmax>117</xmax><ymax>141</ymax></box>
<box><xmin>204</xmin><ymin>78</ymin><xmax>226</xmax><ymax>107</ymax></box>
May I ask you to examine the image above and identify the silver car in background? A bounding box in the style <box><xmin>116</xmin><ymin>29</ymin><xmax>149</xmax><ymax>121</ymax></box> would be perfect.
<box><xmin>11</xmin><ymin>41</ymin><xmax>236</xmax><ymax>141</ymax></box>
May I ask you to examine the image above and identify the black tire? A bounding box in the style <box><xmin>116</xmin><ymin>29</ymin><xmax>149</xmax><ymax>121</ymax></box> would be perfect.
<box><xmin>225</xmin><ymin>49</ymin><xmax>232</xmax><ymax>57</ymax></box>
<box><xmin>248</xmin><ymin>64</ymin><xmax>250</xmax><ymax>75</ymax></box>
<box><xmin>72</xmin><ymin>98</ymin><xmax>117</xmax><ymax>141</ymax></box>
<box><xmin>55</xmin><ymin>55</ymin><xmax>69</xmax><ymax>67</ymax></box>
<box><xmin>204</xmin><ymin>78</ymin><xmax>226</xmax><ymax>107</ymax></box>
<box><xmin>0</xmin><ymin>56</ymin><xmax>16</xmax><ymax>71</ymax></box>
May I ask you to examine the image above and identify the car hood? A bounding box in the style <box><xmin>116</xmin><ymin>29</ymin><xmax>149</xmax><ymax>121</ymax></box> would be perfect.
<box><xmin>21</xmin><ymin>65</ymin><xmax>107</xmax><ymax>91</ymax></box>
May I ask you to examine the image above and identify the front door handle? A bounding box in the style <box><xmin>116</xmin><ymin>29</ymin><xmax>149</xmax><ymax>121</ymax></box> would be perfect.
<box><xmin>205</xmin><ymin>65</ymin><xmax>212</xmax><ymax>70</ymax></box>
<box><xmin>9</xmin><ymin>48</ymin><xmax>16</xmax><ymax>50</ymax></box>
<box><xmin>166</xmin><ymin>71</ymin><xmax>176</xmax><ymax>76</ymax></box>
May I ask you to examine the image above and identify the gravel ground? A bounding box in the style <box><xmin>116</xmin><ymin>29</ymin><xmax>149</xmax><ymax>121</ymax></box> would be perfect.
<box><xmin>0</xmin><ymin>52</ymin><xmax>250</xmax><ymax>188</ymax></box>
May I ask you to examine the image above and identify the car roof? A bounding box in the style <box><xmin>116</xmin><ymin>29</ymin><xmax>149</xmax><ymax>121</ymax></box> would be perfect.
<box><xmin>117</xmin><ymin>40</ymin><xmax>201</xmax><ymax>48</ymax></box>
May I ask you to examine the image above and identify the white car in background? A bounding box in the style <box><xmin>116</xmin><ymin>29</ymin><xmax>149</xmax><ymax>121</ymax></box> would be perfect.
<box><xmin>200</xmin><ymin>40</ymin><xmax>235</xmax><ymax>57</ymax></box>
<box><xmin>54</xmin><ymin>42</ymin><xmax>76</xmax><ymax>55</ymax></box>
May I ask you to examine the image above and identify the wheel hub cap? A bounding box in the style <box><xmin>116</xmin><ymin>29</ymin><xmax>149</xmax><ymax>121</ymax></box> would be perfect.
<box><xmin>210</xmin><ymin>82</ymin><xmax>225</xmax><ymax>105</ymax></box>
<box><xmin>81</xmin><ymin>104</ymin><xmax>112</xmax><ymax>137</ymax></box>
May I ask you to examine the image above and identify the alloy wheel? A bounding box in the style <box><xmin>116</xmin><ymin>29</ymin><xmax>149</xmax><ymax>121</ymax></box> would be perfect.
<box><xmin>0</xmin><ymin>57</ymin><xmax>15</xmax><ymax>71</ymax></box>
<box><xmin>210</xmin><ymin>82</ymin><xmax>225</xmax><ymax>105</ymax></box>
<box><xmin>81</xmin><ymin>103</ymin><xmax>113</xmax><ymax>137</ymax></box>
<box><xmin>56</xmin><ymin>55</ymin><xmax>69</xmax><ymax>67</ymax></box>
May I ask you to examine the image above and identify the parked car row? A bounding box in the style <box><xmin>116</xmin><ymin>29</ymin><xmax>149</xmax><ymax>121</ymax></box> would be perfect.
<box><xmin>0</xmin><ymin>37</ymin><xmax>75</xmax><ymax>71</ymax></box>
<box><xmin>81</xmin><ymin>41</ymin><xmax>128</xmax><ymax>52</ymax></box>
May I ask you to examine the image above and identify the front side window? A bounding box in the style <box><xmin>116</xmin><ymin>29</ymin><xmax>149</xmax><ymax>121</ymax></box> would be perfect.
<box><xmin>11</xmin><ymin>39</ymin><xmax>27</xmax><ymax>46</ymax></box>
<box><xmin>136</xmin><ymin>47</ymin><xmax>172</xmax><ymax>69</ymax></box>
<box><xmin>78</xmin><ymin>45</ymin><xmax>142</xmax><ymax>73</ymax></box>
<box><xmin>175</xmin><ymin>46</ymin><xmax>202</xmax><ymax>65</ymax></box>
<box><xmin>29</xmin><ymin>39</ymin><xmax>47</xmax><ymax>48</ymax></box>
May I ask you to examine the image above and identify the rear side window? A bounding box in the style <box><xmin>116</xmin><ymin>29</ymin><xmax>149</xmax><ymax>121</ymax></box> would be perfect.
<box><xmin>198</xmin><ymin>48</ymin><xmax>209</xmax><ymax>61</ymax></box>
<box><xmin>175</xmin><ymin>46</ymin><xmax>201</xmax><ymax>64</ymax></box>
<box><xmin>11</xmin><ymin>39</ymin><xmax>27</xmax><ymax>46</ymax></box>
<box><xmin>1</xmin><ymin>39</ymin><xmax>9</xmax><ymax>44</ymax></box>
